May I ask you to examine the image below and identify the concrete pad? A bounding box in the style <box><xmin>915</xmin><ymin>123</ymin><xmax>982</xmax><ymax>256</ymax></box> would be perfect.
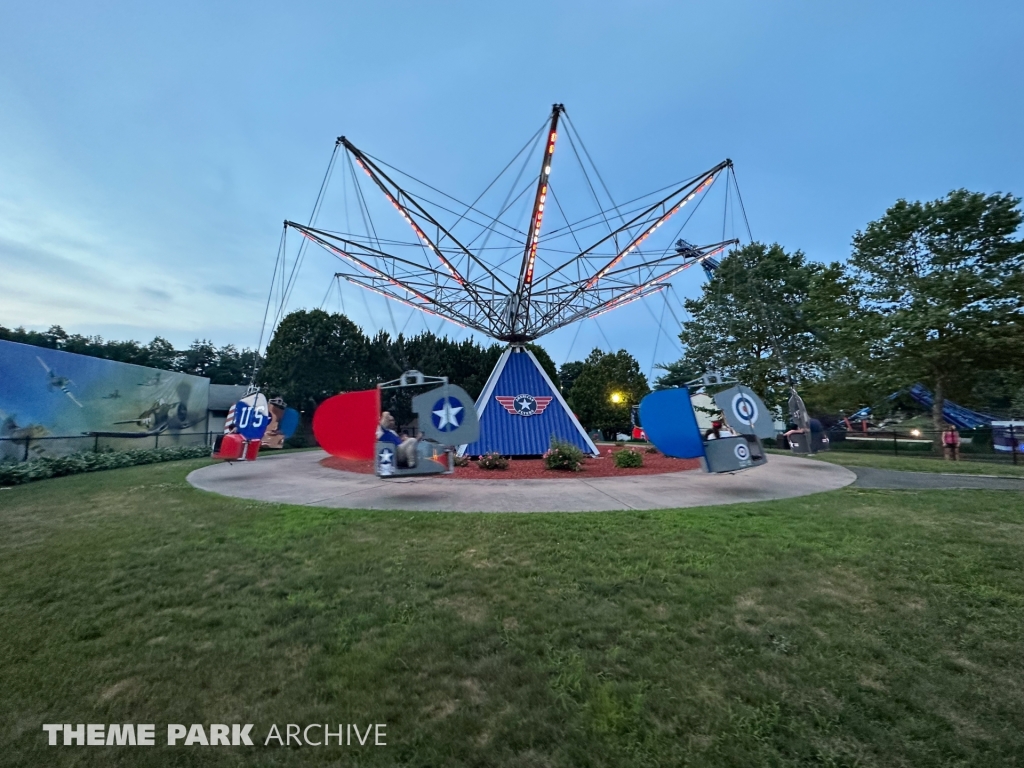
<box><xmin>187</xmin><ymin>451</ymin><xmax>855</xmax><ymax>512</ymax></box>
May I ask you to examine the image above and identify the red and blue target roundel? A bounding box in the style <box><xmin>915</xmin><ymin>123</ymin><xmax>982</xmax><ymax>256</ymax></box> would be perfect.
<box><xmin>496</xmin><ymin>394</ymin><xmax>552</xmax><ymax>416</ymax></box>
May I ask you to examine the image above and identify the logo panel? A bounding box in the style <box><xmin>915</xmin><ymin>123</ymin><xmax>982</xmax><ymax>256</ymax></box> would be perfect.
<box><xmin>495</xmin><ymin>394</ymin><xmax>553</xmax><ymax>417</ymax></box>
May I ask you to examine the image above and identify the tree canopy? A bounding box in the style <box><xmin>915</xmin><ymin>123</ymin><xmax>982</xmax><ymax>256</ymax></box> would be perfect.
<box><xmin>257</xmin><ymin>310</ymin><xmax>557</xmax><ymax>412</ymax></box>
<box><xmin>567</xmin><ymin>349</ymin><xmax>649</xmax><ymax>436</ymax></box>
<box><xmin>0</xmin><ymin>324</ymin><xmax>256</xmax><ymax>385</ymax></box>
<box><xmin>847</xmin><ymin>189</ymin><xmax>1024</xmax><ymax>428</ymax></box>
<box><xmin>657</xmin><ymin>243</ymin><xmax>850</xmax><ymax>409</ymax></box>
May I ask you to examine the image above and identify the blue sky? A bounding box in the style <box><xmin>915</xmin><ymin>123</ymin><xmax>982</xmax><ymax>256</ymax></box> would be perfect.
<box><xmin>2</xmin><ymin>0</ymin><xmax>1021</xmax><ymax>379</ymax></box>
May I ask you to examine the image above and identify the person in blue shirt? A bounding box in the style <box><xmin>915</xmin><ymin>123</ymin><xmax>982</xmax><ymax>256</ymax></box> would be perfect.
<box><xmin>377</xmin><ymin>411</ymin><xmax>418</xmax><ymax>467</ymax></box>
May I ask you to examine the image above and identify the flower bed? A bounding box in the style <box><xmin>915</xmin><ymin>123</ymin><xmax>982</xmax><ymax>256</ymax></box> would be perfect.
<box><xmin>321</xmin><ymin>445</ymin><xmax>701</xmax><ymax>479</ymax></box>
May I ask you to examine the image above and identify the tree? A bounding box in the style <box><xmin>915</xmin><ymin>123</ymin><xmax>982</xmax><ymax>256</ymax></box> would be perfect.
<box><xmin>558</xmin><ymin>360</ymin><xmax>585</xmax><ymax>396</ymax></box>
<box><xmin>659</xmin><ymin>242</ymin><xmax>841</xmax><ymax>408</ymax></box>
<box><xmin>848</xmin><ymin>190</ymin><xmax>1024</xmax><ymax>431</ymax></box>
<box><xmin>567</xmin><ymin>349</ymin><xmax>650</xmax><ymax>437</ymax></box>
<box><xmin>525</xmin><ymin>343</ymin><xmax>559</xmax><ymax>387</ymax></box>
<box><xmin>145</xmin><ymin>337</ymin><xmax>180</xmax><ymax>370</ymax></box>
<box><xmin>177</xmin><ymin>340</ymin><xmax>219</xmax><ymax>378</ymax></box>
<box><xmin>258</xmin><ymin>309</ymin><xmax>370</xmax><ymax>412</ymax></box>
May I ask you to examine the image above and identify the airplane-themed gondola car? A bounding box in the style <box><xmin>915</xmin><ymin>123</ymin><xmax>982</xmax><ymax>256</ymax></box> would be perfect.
<box><xmin>638</xmin><ymin>374</ymin><xmax>773</xmax><ymax>474</ymax></box>
<box><xmin>373</xmin><ymin>371</ymin><xmax>479</xmax><ymax>478</ymax></box>
<box><xmin>212</xmin><ymin>392</ymin><xmax>271</xmax><ymax>462</ymax></box>
<box><xmin>312</xmin><ymin>371</ymin><xmax>480</xmax><ymax>478</ymax></box>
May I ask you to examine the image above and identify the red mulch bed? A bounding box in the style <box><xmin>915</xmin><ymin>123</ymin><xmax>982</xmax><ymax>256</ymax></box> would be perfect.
<box><xmin>320</xmin><ymin>445</ymin><xmax>701</xmax><ymax>479</ymax></box>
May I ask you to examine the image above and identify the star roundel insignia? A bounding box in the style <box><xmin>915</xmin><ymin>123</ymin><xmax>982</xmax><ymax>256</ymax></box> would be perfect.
<box><xmin>431</xmin><ymin>397</ymin><xmax>463</xmax><ymax>432</ymax></box>
<box><xmin>495</xmin><ymin>394</ymin><xmax>554</xmax><ymax>417</ymax></box>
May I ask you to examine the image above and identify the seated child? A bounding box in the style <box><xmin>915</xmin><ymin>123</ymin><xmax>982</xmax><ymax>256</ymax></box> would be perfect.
<box><xmin>377</xmin><ymin>411</ymin><xmax>419</xmax><ymax>468</ymax></box>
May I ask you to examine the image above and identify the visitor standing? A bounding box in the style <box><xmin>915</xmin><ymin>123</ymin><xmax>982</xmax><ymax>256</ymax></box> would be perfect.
<box><xmin>942</xmin><ymin>425</ymin><xmax>961</xmax><ymax>461</ymax></box>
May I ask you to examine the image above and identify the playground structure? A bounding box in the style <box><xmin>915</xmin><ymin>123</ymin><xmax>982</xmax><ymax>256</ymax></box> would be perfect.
<box><xmin>263</xmin><ymin>103</ymin><xmax>749</xmax><ymax>460</ymax></box>
<box><xmin>845</xmin><ymin>384</ymin><xmax>997</xmax><ymax>431</ymax></box>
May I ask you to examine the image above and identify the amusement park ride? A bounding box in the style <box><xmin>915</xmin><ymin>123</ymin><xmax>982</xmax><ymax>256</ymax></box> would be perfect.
<box><xmin>254</xmin><ymin>103</ymin><xmax>763</xmax><ymax>473</ymax></box>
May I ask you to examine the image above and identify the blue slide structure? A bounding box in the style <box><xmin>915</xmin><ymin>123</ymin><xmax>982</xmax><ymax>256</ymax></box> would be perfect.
<box><xmin>848</xmin><ymin>384</ymin><xmax>996</xmax><ymax>430</ymax></box>
<box><xmin>905</xmin><ymin>384</ymin><xmax>997</xmax><ymax>430</ymax></box>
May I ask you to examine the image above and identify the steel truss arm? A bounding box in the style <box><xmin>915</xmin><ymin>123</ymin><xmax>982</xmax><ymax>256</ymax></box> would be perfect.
<box><xmin>289</xmin><ymin>224</ymin><xmax>490</xmax><ymax>329</ymax></box>
<box><xmin>339</xmin><ymin>137</ymin><xmax>515</xmax><ymax>299</ymax></box>
<box><xmin>532</xmin><ymin>159</ymin><xmax>731</xmax><ymax>287</ymax></box>
<box><xmin>516</xmin><ymin>103</ymin><xmax>563</xmax><ymax>296</ymax></box>
<box><xmin>529</xmin><ymin>238</ymin><xmax>737</xmax><ymax>332</ymax></box>
<box><xmin>334</xmin><ymin>272</ymin><xmax>493</xmax><ymax>334</ymax></box>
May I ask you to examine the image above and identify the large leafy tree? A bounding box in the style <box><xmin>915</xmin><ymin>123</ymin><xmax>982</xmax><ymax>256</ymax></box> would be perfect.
<box><xmin>848</xmin><ymin>189</ymin><xmax>1024</xmax><ymax>430</ymax></box>
<box><xmin>568</xmin><ymin>349</ymin><xmax>649</xmax><ymax>436</ymax></box>
<box><xmin>258</xmin><ymin>309</ymin><xmax>370</xmax><ymax>411</ymax></box>
<box><xmin>558</xmin><ymin>360</ymin><xmax>586</xmax><ymax>396</ymax></box>
<box><xmin>659</xmin><ymin>242</ymin><xmax>844</xmax><ymax>408</ymax></box>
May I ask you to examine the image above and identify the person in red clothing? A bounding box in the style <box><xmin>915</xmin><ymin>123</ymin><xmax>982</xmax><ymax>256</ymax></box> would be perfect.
<box><xmin>942</xmin><ymin>424</ymin><xmax>962</xmax><ymax>461</ymax></box>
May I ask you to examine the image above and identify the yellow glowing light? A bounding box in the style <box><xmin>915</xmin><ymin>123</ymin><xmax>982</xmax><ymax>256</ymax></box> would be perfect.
<box><xmin>910</xmin><ymin>429</ymin><xmax>921</xmax><ymax>437</ymax></box>
<box><xmin>610</xmin><ymin>392</ymin><xmax>623</xmax><ymax>404</ymax></box>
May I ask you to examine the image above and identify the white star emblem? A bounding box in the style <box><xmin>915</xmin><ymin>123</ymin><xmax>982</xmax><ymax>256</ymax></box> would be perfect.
<box><xmin>433</xmin><ymin>400</ymin><xmax>463</xmax><ymax>430</ymax></box>
<box><xmin>379</xmin><ymin>448</ymin><xmax>394</xmax><ymax>465</ymax></box>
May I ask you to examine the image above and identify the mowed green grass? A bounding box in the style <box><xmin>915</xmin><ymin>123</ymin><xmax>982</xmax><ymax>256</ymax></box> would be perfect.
<box><xmin>793</xmin><ymin>450</ymin><xmax>1024</xmax><ymax>478</ymax></box>
<box><xmin>2</xmin><ymin>461</ymin><xmax>1023</xmax><ymax>767</ymax></box>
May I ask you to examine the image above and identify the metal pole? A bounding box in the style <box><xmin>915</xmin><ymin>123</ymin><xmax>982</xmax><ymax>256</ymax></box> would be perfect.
<box><xmin>1012</xmin><ymin>424</ymin><xmax>1019</xmax><ymax>466</ymax></box>
<box><xmin>893</xmin><ymin>430</ymin><xmax>898</xmax><ymax>457</ymax></box>
<box><xmin>94</xmin><ymin>434</ymin><xmax>99</xmax><ymax>453</ymax></box>
<box><xmin>24</xmin><ymin>436</ymin><xmax>30</xmax><ymax>462</ymax></box>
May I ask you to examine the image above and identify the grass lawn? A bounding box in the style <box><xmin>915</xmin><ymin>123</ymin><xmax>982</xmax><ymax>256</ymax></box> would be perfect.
<box><xmin>2</xmin><ymin>461</ymin><xmax>1023</xmax><ymax>766</ymax></box>
<box><xmin>770</xmin><ymin>449</ymin><xmax>1024</xmax><ymax>478</ymax></box>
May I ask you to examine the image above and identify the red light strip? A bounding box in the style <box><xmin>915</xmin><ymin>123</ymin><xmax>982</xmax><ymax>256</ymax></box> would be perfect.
<box><xmin>588</xmin><ymin>285</ymin><xmax>667</xmax><ymax>319</ymax></box>
<box><xmin>354</xmin><ymin>157</ymin><xmax>465</xmax><ymax>286</ymax></box>
<box><xmin>522</xmin><ymin>130</ymin><xmax>557</xmax><ymax>286</ymax></box>
<box><xmin>646</xmin><ymin>244</ymin><xmax>729</xmax><ymax>286</ymax></box>
<box><xmin>355</xmin><ymin>282</ymin><xmax>467</xmax><ymax>328</ymax></box>
<box><xmin>298</xmin><ymin>229</ymin><xmax>441</xmax><ymax>309</ymax></box>
<box><xmin>585</xmin><ymin>174</ymin><xmax>715</xmax><ymax>289</ymax></box>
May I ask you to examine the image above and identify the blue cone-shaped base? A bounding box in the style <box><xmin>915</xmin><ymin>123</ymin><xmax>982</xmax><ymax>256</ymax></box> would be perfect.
<box><xmin>460</xmin><ymin>347</ymin><xmax>599</xmax><ymax>457</ymax></box>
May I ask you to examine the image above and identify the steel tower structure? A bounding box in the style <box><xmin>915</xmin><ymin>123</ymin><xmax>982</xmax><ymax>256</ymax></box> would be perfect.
<box><xmin>281</xmin><ymin>104</ymin><xmax>738</xmax><ymax>345</ymax></box>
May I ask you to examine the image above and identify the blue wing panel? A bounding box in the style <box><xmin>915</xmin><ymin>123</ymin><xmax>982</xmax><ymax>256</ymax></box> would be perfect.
<box><xmin>639</xmin><ymin>388</ymin><xmax>706</xmax><ymax>460</ymax></box>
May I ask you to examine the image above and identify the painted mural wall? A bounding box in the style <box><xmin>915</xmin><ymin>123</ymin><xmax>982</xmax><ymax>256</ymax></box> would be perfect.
<box><xmin>0</xmin><ymin>340</ymin><xmax>210</xmax><ymax>461</ymax></box>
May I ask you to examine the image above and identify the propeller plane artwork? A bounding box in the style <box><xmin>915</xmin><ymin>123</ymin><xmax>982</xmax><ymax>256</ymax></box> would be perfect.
<box><xmin>36</xmin><ymin>356</ymin><xmax>83</xmax><ymax>408</ymax></box>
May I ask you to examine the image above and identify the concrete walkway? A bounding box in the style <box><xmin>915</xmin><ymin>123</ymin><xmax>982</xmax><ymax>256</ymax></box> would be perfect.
<box><xmin>852</xmin><ymin>466</ymin><xmax>1024</xmax><ymax>491</ymax></box>
<box><xmin>187</xmin><ymin>451</ymin><xmax>856</xmax><ymax>512</ymax></box>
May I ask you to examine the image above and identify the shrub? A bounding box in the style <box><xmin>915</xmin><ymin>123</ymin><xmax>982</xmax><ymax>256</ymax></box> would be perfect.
<box><xmin>478</xmin><ymin>452</ymin><xmax>509</xmax><ymax>470</ymax></box>
<box><xmin>613</xmin><ymin>448</ymin><xmax>644</xmax><ymax>468</ymax></box>
<box><xmin>0</xmin><ymin>445</ymin><xmax>211</xmax><ymax>487</ymax></box>
<box><xmin>644</xmin><ymin>446</ymin><xmax>659</xmax><ymax>454</ymax></box>
<box><xmin>453</xmin><ymin>454</ymin><xmax>470</xmax><ymax>468</ymax></box>
<box><xmin>544</xmin><ymin>439</ymin><xmax>584</xmax><ymax>472</ymax></box>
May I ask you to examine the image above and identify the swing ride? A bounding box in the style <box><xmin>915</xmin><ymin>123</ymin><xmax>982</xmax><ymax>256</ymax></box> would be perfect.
<box><xmin>267</xmin><ymin>103</ymin><xmax>753</xmax><ymax>463</ymax></box>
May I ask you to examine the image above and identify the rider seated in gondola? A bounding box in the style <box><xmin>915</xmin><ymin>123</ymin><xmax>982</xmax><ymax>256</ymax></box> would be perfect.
<box><xmin>377</xmin><ymin>411</ymin><xmax>419</xmax><ymax>468</ymax></box>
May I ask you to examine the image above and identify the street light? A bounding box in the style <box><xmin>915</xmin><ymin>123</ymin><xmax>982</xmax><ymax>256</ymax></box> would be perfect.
<box><xmin>610</xmin><ymin>392</ymin><xmax>623</xmax><ymax>404</ymax></box>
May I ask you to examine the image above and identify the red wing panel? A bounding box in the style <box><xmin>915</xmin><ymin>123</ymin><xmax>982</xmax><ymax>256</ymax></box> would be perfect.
<box><xmin>313</xmin><ymin>389</ymin><xmax>381</xmax><ymax>460</ymax></box>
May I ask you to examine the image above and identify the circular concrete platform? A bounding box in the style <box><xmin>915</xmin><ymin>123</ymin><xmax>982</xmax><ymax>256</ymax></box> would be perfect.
<box><xmin>187</xmin><ymin>450</ymin><xmax>856</xmax><ymax>512</ymax></box>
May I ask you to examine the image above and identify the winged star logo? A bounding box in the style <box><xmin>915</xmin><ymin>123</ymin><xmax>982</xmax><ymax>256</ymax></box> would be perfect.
<box><xmin>495</xmin><ymin>394</ymin><xmax>553</xmax><ymax>417</ymax></box>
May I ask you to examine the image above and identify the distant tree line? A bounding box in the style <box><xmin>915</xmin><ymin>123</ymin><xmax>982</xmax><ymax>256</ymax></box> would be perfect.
<box><xmin>655</xmin><ymin>189</ymin><xmax>1024</xmax><ymax>429</ymax></box>
<box><xmin>256</xmin><ymin>309</ymin><xmax>560</xmax><ymax>414</ymax></box>
<box><xmin>0</xmin><ymin>325</ymin><xmax>257</xmax><ymax>385</ymax></box>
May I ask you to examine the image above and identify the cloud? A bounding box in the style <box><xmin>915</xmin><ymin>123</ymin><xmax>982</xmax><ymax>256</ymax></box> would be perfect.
<box><xmin>208</xmin><ymin>283</ymin><xmax>262</xmax><ymax>300</ymax></box>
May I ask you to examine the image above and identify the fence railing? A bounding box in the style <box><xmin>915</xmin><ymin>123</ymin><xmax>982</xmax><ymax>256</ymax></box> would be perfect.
<box><xmin>0</xmin><ymin>431</ymin><xmax>219</xmax><ymax>463</ymax></box>
<box><xmin>820</xmin><ymin>426</ymin><xmax>1022</xmax><ymax>465</ymax></box>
